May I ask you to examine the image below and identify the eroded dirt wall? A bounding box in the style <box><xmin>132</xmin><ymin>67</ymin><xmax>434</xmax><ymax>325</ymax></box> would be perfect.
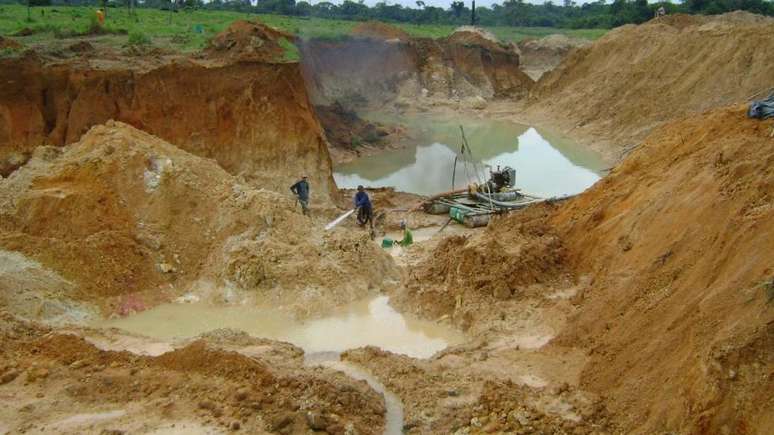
<box><xmin>299</xmin><ymin>33</ymin><xmax>533</xmax><ymax>108</ymax></box>
<box><xmin>0</xmin><ymin>55</ymin><xmax>334</xmax><ymax>197</ymax></box>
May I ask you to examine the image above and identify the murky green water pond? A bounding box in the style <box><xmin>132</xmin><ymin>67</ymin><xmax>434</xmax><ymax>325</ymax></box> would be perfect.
<box><xmin>334</xmin><ymin>114</ymin><xmax>607</xmax><ymax>197</ymax></box>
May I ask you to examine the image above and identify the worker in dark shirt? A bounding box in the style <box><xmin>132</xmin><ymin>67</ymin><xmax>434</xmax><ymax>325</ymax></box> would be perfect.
<box><xmin>354</xmin><ymin>185</ymin><xmax>373</xmax><ymax>228</ymax></box>
<box><xmin>290</xmin><ymin>175</ymin><xmax>310</xmax><ymax>215</ymax></box>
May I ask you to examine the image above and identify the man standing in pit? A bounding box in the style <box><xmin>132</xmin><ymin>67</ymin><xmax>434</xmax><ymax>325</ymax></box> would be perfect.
<box><xmin>290</xmin><ymin>175</ymin><xmax>310</xmax><ymax>216</ymax></box>
<box><xmin>354</xmin><ymin>185</ymin><xmax>373</xmax><ymax>229</ymax></box>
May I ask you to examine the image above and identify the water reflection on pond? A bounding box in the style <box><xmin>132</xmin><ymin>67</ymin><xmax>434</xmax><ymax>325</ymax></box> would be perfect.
<box><xmin>334</xmin><ymin>114</ymin><xmax>606</xmax><ymax>197</ymax></box>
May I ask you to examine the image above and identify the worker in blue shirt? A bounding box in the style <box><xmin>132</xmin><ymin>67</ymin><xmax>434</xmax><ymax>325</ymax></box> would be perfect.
<box><xmin>354</xmin><ymin>185</ymin><xmax>373</xmax><ymax>228</ymax></box>
<box><xmin>290</xmin><ymin>175</ymin><xmax>310</xmax><ymax>215</ymax></box>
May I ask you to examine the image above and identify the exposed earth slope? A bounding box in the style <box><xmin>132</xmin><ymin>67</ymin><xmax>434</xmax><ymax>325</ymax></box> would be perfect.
<box><xmin>0</xmin><ymin>21</ymin><xmax>334</xmax><ymax>197</ymax></box>
<box><xmin>398</xmin><ymin>105</ymin><xmax>774</xmax><ymax>433</ymax></box>
<box><xmin>528</xmin><ymin>13</ymin><xmax>774</xmax><ymax>157</ymax></box>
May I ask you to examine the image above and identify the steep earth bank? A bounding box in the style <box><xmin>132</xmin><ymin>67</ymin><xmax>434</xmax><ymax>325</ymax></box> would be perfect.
<box><xmin>526</xmin><ymin>12</ymin><xmax>774</xmax><ymax>159</ymax></box>
<box><xmin>394</xmin><ymin>105</ymin><xmax>774</xmax><ymax>434</ymax></box>
<box><xmin>300</xmin><ymin>25</ymin><xmax>534</xmax><ymax>112</ymax></box>
<box><xmin>0</xmin><ymin>21</ymin><xmax>335</xmax><ymax>198</ymax></box>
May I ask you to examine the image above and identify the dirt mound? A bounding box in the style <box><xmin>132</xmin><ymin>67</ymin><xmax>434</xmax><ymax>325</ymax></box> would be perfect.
<box><xmin>204</xmin><ymin>19</ymin><xmax>295</xmax><ymax>63</ymax></box>
<box><xmin>529</xmin><ymin>13</ymin><xmax>774</xmax><ymax>158</ymax></box>
<box><xmin>447</xmin><ymin>26</ymin><xmax>511</xmax><ymax>53</ymax></box>
<box><xmin>713</xmin><ymin>9</ymin><xmax>774</xmax><ymax>24</ymax></box>
<box><xmin>0</xmin><ymin>51</ymin><xmax>334</xmax><ymax>197</ymax></box>
<box><xmin>351</xmin><ymin>21</ymin><xmax>410</xmax><ymax>42</ymax></box>
<box><xmin>0</xmin><ymin>316</ymin><xmax>385</xmax><ymax>434</ymax></box>
<box><xmin>0</xmin><ymin>121</ymin><xmax>395</xmax><ymax>319</ymax></box>
<box><xmin>0</xmin><ymin>36</ymin><xmax>22</xmax><ymax>50</ymax></box>
<box><xmin>393</xmin><ymin>205</ymin><xmax>569</xmax><ymax>330</ymax></box>
<box><xmin>651</xmin><ymin>12</ymin><xmax>706</xmax><ymax>29</ymax></box>
<box><xmin>546</xmin><ymin>105</ymin><xmax>774</xmax><ymax>433</ymax></box>
<box><xmin>518</xmin><ymin>34</ymin><xmax>590</xmax><ymax>80</ymax></box>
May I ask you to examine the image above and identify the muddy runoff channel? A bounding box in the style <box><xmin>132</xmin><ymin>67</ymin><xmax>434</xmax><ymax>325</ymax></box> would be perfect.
<box><xmin>335</xmin><ymin>112</ymin><xmax>607</xmax><ymax>197</ymax></box>
<box><xmin>93</xmin><ymin>296</ymin><xmax>463</xmax><ymax>433</ymax></box>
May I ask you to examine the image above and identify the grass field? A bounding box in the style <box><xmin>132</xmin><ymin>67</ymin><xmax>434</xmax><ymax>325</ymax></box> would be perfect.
<box><xmin>0</xmin><ymin>5</ymin><xmax>606</xmax><ymax>52</ymax></box>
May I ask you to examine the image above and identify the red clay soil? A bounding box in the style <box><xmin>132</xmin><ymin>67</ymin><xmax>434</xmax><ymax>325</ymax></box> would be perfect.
<box><xmin>0</xmin><ymin>24</ymin><xmax>334</xmax><ymax>197</ymax></box>
<box><xmin>529</xmin><ymin>13</ymin><xmax>774</xmax><ymax>156</ymax></box>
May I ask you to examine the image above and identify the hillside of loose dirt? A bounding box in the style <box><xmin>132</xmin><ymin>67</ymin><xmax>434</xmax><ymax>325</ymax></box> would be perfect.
<box><xmin>0</xmin><ymin>21</ymin><xmax>334</xmax><ymax>197</ymax></box>
<box><xmin>397</xmin><ymin>105</ymin><xmax>774</xmax><ymax>433</ymax></box>
<box><xmin>527</xmin><ymin>13</ymin><xmax>774</xmax><ymax>158</ymax></box>
<box><xmin>0</xmin><ymin>121</ymin><xmax>395</xmax><ymax>321</ymax></box>
<box><xmin>550</xmin><ymin>105</ymin><xmax>773</xmax><ymax>433</ymax></box>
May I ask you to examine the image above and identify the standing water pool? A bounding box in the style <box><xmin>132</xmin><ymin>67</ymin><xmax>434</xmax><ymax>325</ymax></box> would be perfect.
<box><xmin>96</xmin><ymin>296</ymin><xmax>463</xmax><ymax>359</ymax></box>
<box><xmin>334</xmin><ymin>114</ymin><xmax>607</xmax><ymax>197</ymax></box>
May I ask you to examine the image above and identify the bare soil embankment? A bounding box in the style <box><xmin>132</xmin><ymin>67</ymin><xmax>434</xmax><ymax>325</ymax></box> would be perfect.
<box><xmin>396</xmin><ymin>105</ymin><xmax>774</xmax><ymax>433</ymax></box>
<box><xmin>550</xmin><ymin>105</ymin><xmax>773</xmax><ymax>433</ymax></box>
<box><xmin>301</xmin><ymin>24</ymin><xmax>533</xmax><ymax>111</ymax></box>
<box><xmin>0</xmin><ymin>21</ymin><xmax>334</xmax><ymax>197</ymax></box>
<box><xmin>524</xmin><ymin>13</ymin><xmax>774</xmax><ymax>159</ymax></box>
<box><xmin>0</xmin><ymin>121</ymin><xmax>396</xmax><ymax>322</ymax></box>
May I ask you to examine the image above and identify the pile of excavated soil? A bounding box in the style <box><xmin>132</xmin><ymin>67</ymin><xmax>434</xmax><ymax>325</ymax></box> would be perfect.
<box><xmin>351</xmin><ymin>21</ymin><xmax>410</xmax><ymax>42</ymax></box>
<box><xmin>0</xmin><ymin>121</ymin><xmax>395</xmax><ymax>321</ymax></box>
<box><xmin>403</xmin><ymin>105</ymin><xmax>773</xmax><ymax>433</ymax></box>
<box><xmin>517</xmin><ymin>34</ymin><xmax>590</xmax><ymax>80</ymax></box>
<box><xmin>0</xmin><ymin>36</ymin><xmax>22</xmax><ymax>50</ymax></box>
<box><xmin>447</xmin><ymin>26</ymin><xmax>512</xmax><ymax>53</ymax></box>
<box><xmin>203</xmin><ymin>20</ymin><xmax>295</xmax><ymax>63</ymax></box>
<box><xmin>0</xmin><ymin>314</ymin><xmax>386</xmax><ymax>434</ymax></box>
<box><xmin>549</xmin><ymin>105</ymin><xmax>773</xmax><ymax>433</ymax></box>
<box><xmin>528</xmin><ymin>12</ymin><xmax>774</xmax><ymax>159</ymax></box>
<box><xmin>393</xmin><ymin>205</ymin><xmax>570</xmax><ymax>330</ymax></box>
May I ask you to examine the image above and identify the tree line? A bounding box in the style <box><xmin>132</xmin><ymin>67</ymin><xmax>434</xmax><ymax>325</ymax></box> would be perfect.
<box><xmin>13</xmin><ymin>0</ymin><xmax>774</xmax><ymax>29</ymax></box>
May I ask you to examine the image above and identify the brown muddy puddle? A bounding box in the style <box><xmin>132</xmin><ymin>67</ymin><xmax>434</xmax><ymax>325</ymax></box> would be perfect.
<box><xmin>96</xmin><ymin>296</ymin><xmax>463</xmax><ymax>359</ymax></box>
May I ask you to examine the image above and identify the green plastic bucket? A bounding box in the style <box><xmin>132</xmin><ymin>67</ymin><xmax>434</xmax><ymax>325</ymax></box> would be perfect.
<box><xmin>381</xmin><ymin>238</ymin><xmax>395</xmax><ymax>248</ymax></box>
<box><xmin>449</xmin><ymin>206</ymin><xmax>468</xmax><ymax>224</ymax></box>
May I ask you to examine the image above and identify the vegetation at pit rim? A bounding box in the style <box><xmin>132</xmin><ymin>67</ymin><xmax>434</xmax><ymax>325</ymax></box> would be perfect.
<box><xmin>0</xmin><ymin>4</ymin><xmax>607</xmax><ymax>52</ymax></box>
